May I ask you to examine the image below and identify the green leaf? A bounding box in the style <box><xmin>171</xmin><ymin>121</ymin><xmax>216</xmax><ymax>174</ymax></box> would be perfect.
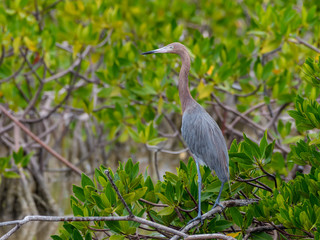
<box><xmin>147</xmin><ymin>137</ymin><xmax>167</xmax><ymax>145</ymax></box>
<box><xmin>13</xmin><ymin>147</ymin><xmax>24</xmax><ymax>165</ymax></box>
<box><xmin>81</xmin><ymin>173</ymin><xmax>95</xmax><ymax>188</ymax></box>
<box><xmin>105</xmin><ymin>221</ymin><xmax>122</xmax><ymax>234</ymax></box>
<box><xmin>72</xmin><ymin>228</ymin><xmax>83</xmax><ymax>240</ymax></box>
<box><xmin>157</xmin><ymin>206</ymin><xmax>175</xmax><ymax>216</ymax></box>
<box><xmin>110</xmin><ymin>235</ymin><xmax>125</xmax><ymax>240</ymax></box>
<box><xmin>0</xmin><ymin>157</ymin><xmax>10</xmax><ymax>170</ymax></box>
<box><xmin>262</xmin><ymin>61</ymin><xmax>273</xmax><ymax>80</ymax></box>
<box><xmin>21</xmin><ymin>152</ymin><xmax>32</xmax><ymax>167</ymax></box>
<box><xmin>229</xmin><ymin>207</ymin><xmax>243</xmax><ymax>227</ymax></box>
<box><xmin>51</xmin><ymin>236</ymin><xmax>63</xmax><ymax>240</ymax></box>
<box><xmin>125</xmin><ymin>158</ymin><xmax>133</xmax><ymax>175</ymax></box>
<box><xmin>97</xmin><ymin>176</ymin><xmax>108</xmax><ymax>187</ymax></box>
<box><xmin>208</xmin><ymin>219</ymin><xmax>233</xmax><ymax>232</ymax></box>
<box><xmin>92</xmin><ymin>194</ymin><xmax>106</xmax><ymax>209</ymax></box>
<box><xmin>259</xmin><ymin>131</ymin><xmax>268</xmax><ymax>155</ymax></box>
<box><xmin>299</xmin><ymin>211</ymin><xmax>312</xmax><ymax>231</ymax></box>
<box><xmin>128</xmin><ymin>128</ymin><xmax>140</xmax><ymax>142</ymax></box>
<box><xmin>84</xmin><ymin>232</ymin><xmax>92</xmax><ymax>240</ymax></box>
<box><xmin>3</xmin><ymin>171</ymin><xmax>20</xmax><ymax>178</ymax></box>
<box><xmin>264</xmin><ymin>141</ymin><xmax>275</xmax><ymax>164</ymax></box>
<box><xmin>243</xmin><ymin>133</ymin><xmax>261</xmax><ymax>159</ymax></box>
<box><xmin>145</xmin><ymin>176</ymin><xmax>154</xmax><ymax>191</ymax></box>
<box><xmin>72</xmin><ymin>204</ymin><xmax>84</xmax><ymax>216</ymax></box>
<box><xmin>133</xmin><ymin>187</ymin><xmax>148</xmax><ymax>201</ymax></box>
<box><xmin>155</xmin><ymin>193</ymin><xmax>172</xmax><ymax>205</ymax></box>
<box><xmin>251</xmin><ymin>232</ymin><xmax>273</xmax><ymax>240</ymax></box>
<box><xmin>165</xmin><ymin>181</ymin><xmax>174</xmax><ymax>203</ymax></box>
<box><xmin>73</xmin><ymin>185</ymin><xmax>85</xmax><ymax>202</ymax></box>
<box><xmin>175</xmin><ymin>180</ymin><xmax>183</xmax><ymax>203</ymax></box>
<box><xmin>229</xmin><ymin>152</ymin><xmax>253</xmax><ymax>164</ymax></box>
<box><xmin>105</xmin><ymin>182</ymin><xmax>117</xmax><ymax>206</ymax></box>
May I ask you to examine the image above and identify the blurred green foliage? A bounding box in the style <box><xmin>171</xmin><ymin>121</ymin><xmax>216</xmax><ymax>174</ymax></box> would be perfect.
<box><xmin>1</xmin><ymin>0</ymin><xmax>320</xmax><ymax>238</ymax></box>
<box><xmin>0</xmin><ymin>147</ymin><xmax>32</xmax><ymax>183</ymax></box>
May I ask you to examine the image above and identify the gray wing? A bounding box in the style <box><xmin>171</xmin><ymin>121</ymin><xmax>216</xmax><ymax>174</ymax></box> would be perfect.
<box><xmin>181</xmin><ymin>103</ymin><xmax>229</xmax><ymax>182</ymax></box>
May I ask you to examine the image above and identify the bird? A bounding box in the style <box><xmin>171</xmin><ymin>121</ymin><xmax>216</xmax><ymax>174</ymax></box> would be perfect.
<box><xmin>142</xmin><ymin>42</ymin><xmax>229</xmax><ymax>225</ymax></box>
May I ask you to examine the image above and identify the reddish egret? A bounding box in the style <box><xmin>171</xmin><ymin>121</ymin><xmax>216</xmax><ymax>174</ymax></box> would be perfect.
<box><xmin>142</xmin><ymin>42</ymin><xmax>229</xmax><ymax>224</ymax></box>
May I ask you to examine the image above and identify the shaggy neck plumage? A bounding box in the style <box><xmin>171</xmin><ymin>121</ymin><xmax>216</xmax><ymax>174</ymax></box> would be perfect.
<box><xmin>178</xmin><ymin>50</ymin><xmax>194</xmax><ymax>113</ymax></box>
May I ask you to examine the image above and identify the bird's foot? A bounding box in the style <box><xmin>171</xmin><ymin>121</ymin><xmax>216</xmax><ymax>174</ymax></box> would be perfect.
<box><xmin>212</xmin><ymin>201</ymin><xmax>224</xmax><ymax>210</ymax></box>
<box><xmin>187</xmin><ymin>215</ymin><xmax>203</xmax><ymax>226</ymax></box>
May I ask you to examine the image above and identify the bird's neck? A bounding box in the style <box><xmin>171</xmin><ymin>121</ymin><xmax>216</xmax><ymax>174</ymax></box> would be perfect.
<box><xmin>178</xmin><ymin>51</ymin><xmax>194</xmax><ymax>113</ymax></box>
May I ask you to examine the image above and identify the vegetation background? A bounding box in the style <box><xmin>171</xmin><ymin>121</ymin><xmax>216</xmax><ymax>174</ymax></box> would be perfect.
<box><xmin>0</xmin><ymin>0</ymin><xmax>320</xmax><ymax>239</ymax></box>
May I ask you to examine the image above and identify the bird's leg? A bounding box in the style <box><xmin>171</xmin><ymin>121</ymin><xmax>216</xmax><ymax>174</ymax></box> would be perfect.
<box><xmin>187</xmin><ymin>160</ymin><xmax>203</xmax><ymax>226</ymax></box>
<box><xmin>212</xmin><ymin>181</ymin><xmax>225</xmax><ymax>209</ymax></box>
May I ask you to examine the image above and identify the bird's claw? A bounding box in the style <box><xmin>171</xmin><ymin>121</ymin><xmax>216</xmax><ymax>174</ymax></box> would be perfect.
<box><xmin>212</xmin><ymin>201</ymin><xmax>224</xmax><ymax>210</ymax></box>
<box><xmin>187</xmin><ymin>215</ymin><xmax>204</xmax><ymax>226</ymax></box>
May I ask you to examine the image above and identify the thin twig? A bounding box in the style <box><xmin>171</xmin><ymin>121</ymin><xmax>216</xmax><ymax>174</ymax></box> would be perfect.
<box><xmin>211</xmin><ymin>93</ymin><xmax>265</xmax><ymax>132</ymax></box>
<box><xmin>185</xmin><ymin>187</ymin><xmax>198</xmax><ymax>207</ymax></box>
<box><xmin>257</xmin><ymin>163</ymin><xmax>277</xmax><ymax>189</ymax></box>
<box><xmin>236</xmin><ymin>178</ymin><xmax>272</xmax><ymax>192</ymax></box>
<box><xmin>154</xmin><ymin>150</ymin><xmax>160</xmax><ymax>180</ymax></box>
<box><xmin>214</xmin><ymin>84</ymin><xmax>261</xmax><ymax>98</ymax></box>
<box><xmin>23</xmin><ymin>80</ymin><xmax>44</xmax><ymax>117</ymax></box>
<box><xmin>19</xmin><ymin>48</ymin><xmax>43</xmax><ymax>82</ymax></box>
<box><xmin>44</xmin><ymin>46</ymin><xmax>91</xmax><ymax>83</ymax></box>
<box><xmin>293</xmin><ymin>36</ymin><xmax>320</xmax><ymax>53</ymax></box>
<box><xmin>146</xmin><ymin>144</ymin><xmax>189</xmax><ymax>155</ymax></box>
<box><xmin>104</xmin><ymin>169</ymin><xmax>134</xmax><ymax>217</ymax></box>
<box><xmin>236</xmin><ymin>175</ymin><xmax>267</xmax><ymax>182</ymax></box>
<box><xmin>265</xmin><ymin>103</ymin><xmax>290</xmax><ymax>130</ymax></box>
<box><xmin>0</xmin><ymin>53</ymin><xmax>26</xmax><ymax>83</ymax></box>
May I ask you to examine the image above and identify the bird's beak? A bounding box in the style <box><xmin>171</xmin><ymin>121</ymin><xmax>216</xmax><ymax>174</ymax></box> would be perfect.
<box><xmin>142</xmin><ymin>46</ymin><xmax>168</xmax><ymax>55</ymax></box>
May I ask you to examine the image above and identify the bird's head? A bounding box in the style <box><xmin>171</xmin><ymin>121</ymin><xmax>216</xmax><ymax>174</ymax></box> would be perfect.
<box><xmin>142</xmin><ymin>42</ymin><xmax>187</xmax><ymax>56</ymax></box>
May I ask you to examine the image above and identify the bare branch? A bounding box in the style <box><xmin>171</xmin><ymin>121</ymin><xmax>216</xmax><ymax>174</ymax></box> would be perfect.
<box><xmin>291</xmin><ymin>36</ymin><xmax>320</xmax><ymax>53</ymax></box>
<box><xmin>211</xmin><ymin>93</ymin><xmax>290</xmax><ymax>153</ymax></box>
<box><xmin>236</xmin><ymin>175</ymin><xmax>267</xmax><ymax>182</ymax></box>
<box><xmin>185</xmin><ymin>234</ymin><xmax>236</xmax><ymax>240</ymax></box>
<box><xmin>44</xmin><ymin>45</ymin><xmax>91</xmax><ymax>83</ymax></box>
<box><xmin>0</xmin><ymin>215</ymin><xmax>189</xmax><ymax>240</ymax></box>
<box><xmin>214</xmin><ymin>83</ymin><xmax>261</xmax><ymax>98</ymax></box>
<box><xmin>170</xmin><ymin>199</ymin><xmax>259</xmax><ymax>240</ymax></box>
<box><xmin>229</xmin><ymin>101</ymin><xmax>275</xmax><ymax>128</ymax></box>
<box><xmin>146</xmin><ymin>144</ymin><xmax>188</xmax><ymax>154</ymax></box>
<box><xmin>0</xmin><ymin>199</ymin><xmax>258</xmax><ymax>240</ymax></box>
<box><xmin>139</xmin><ymin>198</ymin><xmax>168</xmax><ymax>207</ymax></box>
<box><xmin>95</xmin><ymin>29</ymin><xmax>113</xmax><ymax>48</ymax></box>
<box><xmin>236</xmin><ymin>178</ymin><xmax>272</xmax><ymax>192</ymax></box>
<box><xmin>0</xmin><ymin>105</ymin><xmax>82</xmax><ymax>175</ymax></box>
<box><xmin>23</xmin><ymin>80</ymin><xmax>44</xmax><ymax>117</ymax></box>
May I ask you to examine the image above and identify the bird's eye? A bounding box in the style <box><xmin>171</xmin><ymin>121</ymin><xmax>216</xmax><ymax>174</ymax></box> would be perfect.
<box><xmin>170</xmin><ymin>46</ymin><xmax>174</xmax><ymax>49</ymax></box>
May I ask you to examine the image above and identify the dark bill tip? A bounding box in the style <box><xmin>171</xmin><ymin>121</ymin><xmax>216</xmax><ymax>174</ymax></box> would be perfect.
<box><xmin>141</xmin><ymin>50</ymin><xmax>156</xmax><ymax>55</ymax></box>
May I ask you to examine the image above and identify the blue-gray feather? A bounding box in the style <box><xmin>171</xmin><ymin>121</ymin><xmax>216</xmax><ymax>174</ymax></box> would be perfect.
<box><xmin>181</xmin><ymin>101</ymin><xmax>229</xmax><ymax>183</ymax></box>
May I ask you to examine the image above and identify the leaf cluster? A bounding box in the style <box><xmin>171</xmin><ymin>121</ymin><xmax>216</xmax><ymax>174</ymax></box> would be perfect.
<box><xmin>53</xmin><ymin>129</ymin><xmax>319</xmax><ymax>239</ymax></box>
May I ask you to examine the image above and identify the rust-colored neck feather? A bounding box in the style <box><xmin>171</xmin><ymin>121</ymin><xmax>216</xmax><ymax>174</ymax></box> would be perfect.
<box><xmin>178</xmin><ymin>50</ymin><xmax>194</xmax><ymax>113</ymax></box>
